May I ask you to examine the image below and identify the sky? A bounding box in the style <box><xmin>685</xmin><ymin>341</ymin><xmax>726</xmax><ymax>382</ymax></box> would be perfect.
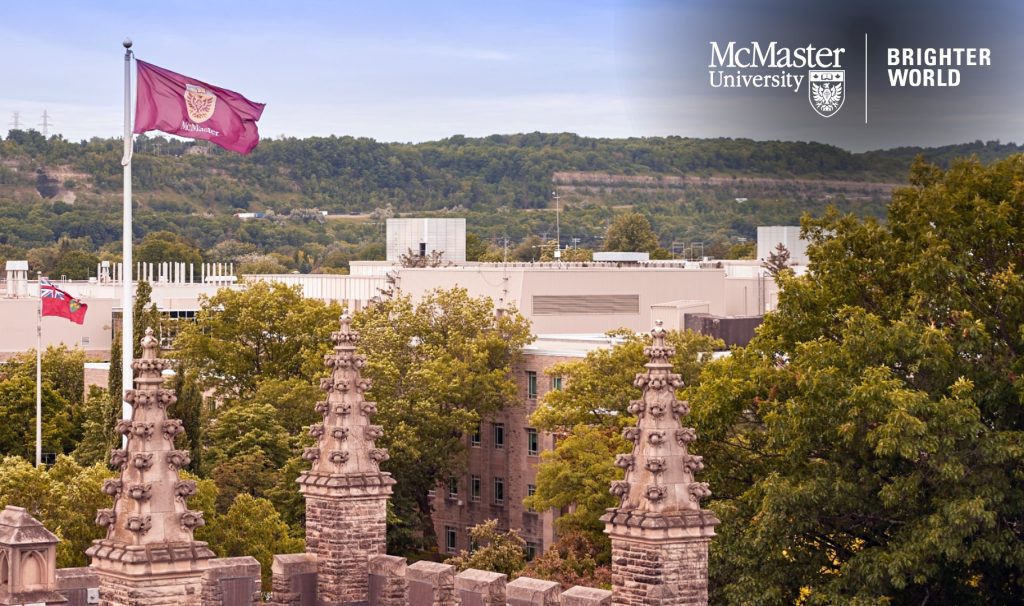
<box><xmin>1</xmin><ymin>0</ymin><xmax>1021</xmax><ymax>151</ymax></box>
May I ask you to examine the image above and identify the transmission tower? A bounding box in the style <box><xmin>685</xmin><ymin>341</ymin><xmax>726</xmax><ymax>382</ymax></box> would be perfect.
<box><xmin>39</xmin><ymin>110</ymin><xmax>52</xmax><ymax>137</ymax></box>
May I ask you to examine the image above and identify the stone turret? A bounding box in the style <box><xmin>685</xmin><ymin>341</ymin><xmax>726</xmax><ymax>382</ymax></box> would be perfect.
<box><xmin>297</xmin><ymin>314</ymin><xmax>395</xmax><ymax>606</ymax></box>
<box><xmin>87</xmin><ymin>328</ymin><xmax>213</xmax><ymax>606</ymax></box>
<box><xmin>0</xmin><ymin>505</ymin><xmax>64</xmax><ymax>605</ymax></box>
<box><xmin>601</xmin><ymin>322</ymin><xmax>718</xmax><ymax>606</ymax></box>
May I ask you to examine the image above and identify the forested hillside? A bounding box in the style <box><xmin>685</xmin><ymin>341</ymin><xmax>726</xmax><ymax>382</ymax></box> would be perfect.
<box><xmin>1</xmin><ymin>130</ymin><xmax>1020</xmax><ymax>276</ymax></box>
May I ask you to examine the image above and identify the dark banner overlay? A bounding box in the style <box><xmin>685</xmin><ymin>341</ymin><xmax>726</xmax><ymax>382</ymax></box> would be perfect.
<box><xmin>623</xmin><ymin>0</ymin><xmax>1022</xmax><ymax>150</ymax></box>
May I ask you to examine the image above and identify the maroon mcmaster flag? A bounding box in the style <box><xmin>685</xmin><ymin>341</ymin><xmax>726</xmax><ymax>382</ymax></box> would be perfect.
<box><xmin>40</xmin><ymin>278</ymin><xmax>88</xmax><ymax>325</ymax></box>
<box><xmin>133</xmin><ymin>60</ymin><xmax>266</xmax><ymax>154</ymax></box>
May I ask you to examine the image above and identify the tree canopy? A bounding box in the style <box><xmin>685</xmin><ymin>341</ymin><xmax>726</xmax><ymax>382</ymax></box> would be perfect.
<box><xmin>174</xmin><ymin>280</ymin><xmax>343</xmax><ymax>399</ymax></box>
<box><xmin>690</xmin><ymin>155</ymin><xmax>1024</xmax><ymax>604</ymax></box>
<box><xmin>353</xmin><ymin>288</ymin><xmax>533</xmax><ymax>552</ymax></box>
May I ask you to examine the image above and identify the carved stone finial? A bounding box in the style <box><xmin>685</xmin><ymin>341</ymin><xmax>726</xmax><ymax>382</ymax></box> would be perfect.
<box><xmin>141</xmin><ymin>326</ymin><xmax>159</xmax><ymax>356</ymax></box>
<box><xmin>331</xmin><ymin>313</ymin><xmax>361</xmax><ymax>348</ymax></box>
<box><xmin>603</xmin><ymin>322</ymin><xmax>717</xmax><ymax>522</ymax></box>
<box><xmin>88</xmin><ymin>324</ymin><xmax>215</xmax><ymax>596</ymax></box>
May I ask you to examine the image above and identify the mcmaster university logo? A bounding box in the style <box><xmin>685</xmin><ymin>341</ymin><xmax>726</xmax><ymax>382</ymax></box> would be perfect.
<box><xmin>184</xmin><ymin>84</ymin><xmax>217</xmax><ymax>123</ymax></box>
<box><xmin>809</xmin><ymin>70</ymin><xmax>845</xmax><ymax>117</ymax></box>
<box><xmin>708</xmin><ymin>41</ymin><xmax>847</xmax><ymax>119</ymax></box>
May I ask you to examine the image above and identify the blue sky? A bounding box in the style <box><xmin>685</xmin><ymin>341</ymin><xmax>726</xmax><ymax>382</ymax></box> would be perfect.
<box><xmin>1</xmin><ymin>1</ymin><xmax>1021</xmax><ymax>151</ymax></box>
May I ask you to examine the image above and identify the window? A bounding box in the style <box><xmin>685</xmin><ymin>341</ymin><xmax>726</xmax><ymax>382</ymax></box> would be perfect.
<box><xmin>525</xmin><ymin>541</ymin><xmax>539</xmax><ymax>561</ymax></box>
<box><xmin>493</xmin><ymin>423</ymin><xmax>505</xmax><ymax>449</ymax></box>
<box><xmin>527</xmin><ymin>484</ymin><xmax>537</xmax><ymax>512</ymax></box>
<box><xmin>447</xmin><ymin>477</ymin><xmax>458</xmax><ymax>499</ymax></box>
<box><xmin>493</xmin><ymin>477</ymin><xmax>505</xmax><ymax>504</ymax></box>
<box><xmin>445</xmin><ymin>526</ymin><xmax>457</xmax><ymax>554</ymax></box>
<box><xmin>471</xmin><ymin>423</ymin><xmax>481</xmax><ymax>446</ymax></box>
<box><xmin>419</xmin><ymin>242</ymin><xmax>427</xmax><ymax>257</ymax></box>
<box><xmin>527</xmin><ymin>371</ymin><xmax>538</xmax><ymax>399</ymax></box>
<box><xmin>527</xmin><ymin>428</ymin><xmax>539</xmax><ymax>456</ymax></box>
<box><xmin>471</xmin><ymin>475</ymin><xmax>481</xmax><ymax>502</ymax></box>
<box><xmin>552</xmin><ymin>376</ymin><xmax>563</xmax><ymax>390</ymax></box>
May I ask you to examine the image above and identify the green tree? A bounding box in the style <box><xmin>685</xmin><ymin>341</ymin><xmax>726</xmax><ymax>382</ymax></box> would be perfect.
<box><xmin>526</xmin><ymin>425</ymin><xmax>626</xmax><ymax>548</ymax></box>
<box><xmin>0</xmin><ymin>455</ymin><xmax>51</xmax><ymax>516</ymax></box>
<box><xmin>46</xmin><ymin>456</ymin><xmax>113</xmax><ymax>567</ymax></box>
<box><xmin>531</xmin><ymin>330</ymin><xmax>721</xmax><ymax>431</ymax></box>
<box><xmin>527</xmin><ymin>329</ymin><xmax>721</xmax><ymax>551</ymax></box>
<box><xmin>108</xmin><ymin>329</ymin><xmax>122</xmax><ymax>403</ymax></box>
<box><xmin>174</xmin><ymin>281</ymin><xmax>343</xmax><ymax>398</ymax></box>
<box><xmin>203</xmin><ymin>494</ymin><xmax>304</xmax><ymax>590</ymax></box>
<box><xmin>465</xmin><ymin>232</ymin><xmax>487</xmax><ymax>261</ymax></box>
<box><xmin>135</xmin><ymin>230</ymin><xmax>202</xmax><ymax>266</ymax></box>
<box><xmin>249</xmin><ymin>377</ymin><xmax>321</xmax><ymax>436</ymax></box>
<box><xmin>203</xmin><ymin>400</ymin><xmax>292</xmax><ymax>511</ymax></box>
<box><xmin>72</xmin><ymin>386</ymin><xmax>119</xmax><ymax>466</ymax></box>
<box><xmin>52</xmin><ymin>248</ymin><xmax>99</xmax><ymax>280</ymax></box>
<box><xmin>0</xmin><ymin>455</ymin><xmax>115</xmax><ymax>568</ymax></box>
<box><xmin>603</xmin><ymin>212</ymin><xmax>659</xmax><ymax>253</ymax></box>
<box><xmin>173</xmin><ymin>364</ymin><xmax>205</xmax><ymax>469</ymax></box>
<box><xmin>3</xmin><ymin>344</ymin><xmax>87</xmax><ymax>407</ymax></box>
<box><xmin>0</xmin><ymin>376</ymin><xmax>73</xmax><ymax>459</ymax></box>
<box><xmin>353</xmin><ymin>288</ymin><xmax>532</xmax><ymax>553</ymax></box>
<box><xmin>690</xmin><ymin>156</ymin><xmax>1024</xmax><ymax>604</ymax></box>
<box><xmin>445</xmin><ymin>519</ymin><xmax>526</xmax><ymax>577</ymax></box>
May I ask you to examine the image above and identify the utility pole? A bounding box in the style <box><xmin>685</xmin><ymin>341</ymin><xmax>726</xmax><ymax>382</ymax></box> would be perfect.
<box><xmin>9</xmin><ymin>111</ymin><xmax>21</xmax><ymax>130</ymax></box>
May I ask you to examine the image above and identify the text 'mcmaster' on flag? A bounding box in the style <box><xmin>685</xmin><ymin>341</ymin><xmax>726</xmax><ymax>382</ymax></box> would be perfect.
<box><xmin>133</xmin><ymin>60</ymin><xmax>266</xmax><ymax>154</ymax></box>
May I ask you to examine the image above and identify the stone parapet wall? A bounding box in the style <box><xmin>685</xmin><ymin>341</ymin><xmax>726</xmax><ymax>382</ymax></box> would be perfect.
<box><xmin>267</xmin><ymin>553</ymin><xmax>318</xmax><ymax>606</ymax></box>
<box><xmin>269</xmin><ymin>553</ymin><xmax>599</xmax><ymax>606</ymax></box>
<box><xmin>200</xmin><ymin>557</ymin><xmax>261</xmax><ymax>606</ymax></box>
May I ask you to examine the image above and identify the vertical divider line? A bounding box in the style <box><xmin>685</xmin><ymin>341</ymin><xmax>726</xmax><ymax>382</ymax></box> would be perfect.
<box><xmin>865</xmin><ymin>33</ymin><xmax>868</xmax><ymax>124</ymax></box>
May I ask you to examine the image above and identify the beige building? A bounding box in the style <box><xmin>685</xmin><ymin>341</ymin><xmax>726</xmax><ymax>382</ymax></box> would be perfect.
<box><xmin>1</xmin><ymin>260</ymin><xmax>776</xmax><ymax>359</ymax></box>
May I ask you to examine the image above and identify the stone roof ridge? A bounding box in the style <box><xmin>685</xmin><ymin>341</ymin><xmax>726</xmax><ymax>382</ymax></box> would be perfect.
<box><xmin>609</xmin><ymin>320</ymin><xmax>714</xmax><ymax>516</ymax></box>
<box><xmin>87</xmin><ymin>326</ymin><xmax>213</xmax><ymax>562</ymax></box>
<box><xmin>0</xmin><ymin>505</ymin><xmax>59</xmax><ymax>544</ymax></box>
<box><xmin>298</xmin><ymin>313</ymin><xmax>396</xmax><ymax>493</ymax></box>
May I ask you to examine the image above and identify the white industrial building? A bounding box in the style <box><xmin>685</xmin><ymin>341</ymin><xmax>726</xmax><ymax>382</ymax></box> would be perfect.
<box><xmin>386</xmin><ymin>218</ymin><xmax>466</xmax><ymax>263</ymax></box>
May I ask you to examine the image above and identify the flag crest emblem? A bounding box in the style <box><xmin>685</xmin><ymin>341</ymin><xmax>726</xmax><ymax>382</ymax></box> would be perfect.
<box><xmin>184</xmin><ymin>84</ymin><xmax>217</xmax><ymax>123</ymax></box>
<box><xmin>808</xmin><ymin>70</ymin><xmax>845</xmax><ymax>118</ymax></box>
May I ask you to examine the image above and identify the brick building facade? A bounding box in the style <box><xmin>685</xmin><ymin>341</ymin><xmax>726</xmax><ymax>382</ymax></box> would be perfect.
<box><xmin>430</xmin><ymin>335</ymin><xmax>619</xmax><ymax>557</ymax></box>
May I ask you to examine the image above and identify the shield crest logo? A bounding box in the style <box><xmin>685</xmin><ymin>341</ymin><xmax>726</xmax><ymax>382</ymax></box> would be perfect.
<box><xmin>184</xmin><ymin>84</ymin><xmax>217</xmax><ymax>123</ymax></box>
<box><xmin>808</xmin><ymin>70</ymin><xmax>845</xmax><ymax>118</ymax></box>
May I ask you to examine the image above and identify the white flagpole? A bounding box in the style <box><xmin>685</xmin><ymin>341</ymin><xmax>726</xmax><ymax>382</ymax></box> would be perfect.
<box><xmin>121</xmin><ymin>38</ymin><xmax>134</xmax><ymax>438</ymax></box>
<box><xmin>36</xmin><ymin>272</ymin><xmax>42</xmax><ymax>467</ymax></box>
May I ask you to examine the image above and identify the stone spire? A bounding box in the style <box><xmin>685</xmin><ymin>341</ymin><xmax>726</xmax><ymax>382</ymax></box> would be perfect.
<box><xmin>601</xmin><ymin>322</ymin><xmax>718</xmax><ymax>606</ymax></box>
<box><xmin>297</xmin><ymin>314</ymin><xmax>395</xmax><ymax>606</ymax></box>
<box><xmin>87</xmin><ymin>328</ymin><xmax>213</xmax><ymax>606</ymax></box>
